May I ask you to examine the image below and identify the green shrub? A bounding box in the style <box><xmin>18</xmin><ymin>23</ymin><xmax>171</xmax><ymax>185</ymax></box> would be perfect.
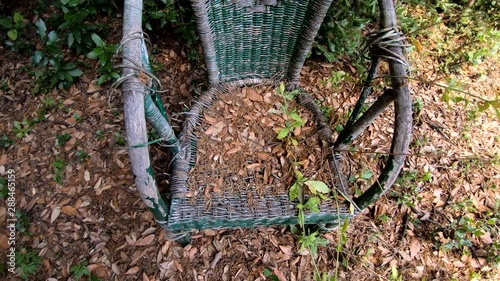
<box><xmin>314</xmin><ymin>0</ymin><xmax>377</xmax><ymax>65</ymax></box>
<box><xmin>16</xmin><ymin>249</ymin><xmax>42</xmax><ymax>280</ymax></box>
<box><xmin>0</xmin><ymin>12</ymin><xmax>33</xmax><ymax>52</ymax></box>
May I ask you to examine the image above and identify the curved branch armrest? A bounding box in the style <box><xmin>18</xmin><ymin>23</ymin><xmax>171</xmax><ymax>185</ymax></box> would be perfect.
<box><xmin>353</xmin><ymin>0</ymin><xmax>412</xmax><ymax>209</ymax></box>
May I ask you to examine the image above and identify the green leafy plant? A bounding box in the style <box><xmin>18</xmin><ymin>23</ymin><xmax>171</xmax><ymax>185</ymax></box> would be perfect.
<box><xmin>57</xmin><ymin>0</ymin><xmax>99</xmax><ymax>54</ymax></box>
<box><xmin>389</xmin><ymin>264</ymin><xmax>403</xmax><ymax>281</ymax></box>
<box><xmin>32</xmin><ymin>19</ymin><xmax>83</xmax><ymax>94</ymax></box>
<box><xmin>75</xmin><ymin>150</ymin><xmax>88</xmax><ymax>162</ymax></box>
<box><xmin>13</xmin><ymin>120</ymin><xmax>31</xmax><ymax>139</ymax></box>
<box><xmin>0</xmin><ymin>134</ymin><xmax>14</xmax><ymax>148</ymax></box>
<box><xmin>87</xmin><ymin>33</ymin><xmax>119</xmax><ymax>84</ymax></box>
<box><xmin>262</xmin><ymin>268</ymin><xmax>279</xmax><ymax>281</ymax></box>
<box><xmin>392</xmin><ymin>170</ymin><xmax>424</xmax><ymax>208</ymax></box>
<box><xmin>399</xmin><ymin>1</ymin><xmax>500</xmax><ymax>120</ymax></box>
<box><xmin>444</xmin><ymin>214</ymin><xmax>498</xmax><ymax>252</ymax></box>
<box><xmin>15</xmin><ymin>210</ymin><xmax>31</xmax><ymax>235</ymax></box>
<box><xmin>44</xmin><ymin>0</ymin><xmax>118</xmax><ymax>54</ymax></box>
<box><xmin>0</xmin><ymin>12</ymin><xmax>32</xmax><ymax>52</ymax></box>
<box><xmin>314</xmin><ymin>0</ymin><xmax>376</xmax><ymax>67</ymax></box>
<box><xmin>70</xmin><ymin>261</ymin><xmax>90</xmax><ymax>281</ymax></box>
<box><xmin>289</xmin><ymin>170</ymin><xmax>330</xmax><ymax>277</ymax></box>
<box><xmin>90</xmin><ymin>275</ymin><xmax>102</xmax><ymax>281</ymax></box>
<box><xmin>275</xmin><ymin>83</ymin><xmax>305</xmax><ymax>146</ymax></box>
<box><xmin>96</xmin><ymin>129</ymin><xmax>104</xmax><ymax>140</ymax></box>
<box><xmin>143</xmin><ymin>0</ymin><xmax>199</xmax><ymax>60</ymax></box>
<box><xmin>0</xmin><ymin>178</ymin><xmax>7</xmax><ymax>198</ymax></box>
<box><xmin>56</xmin><ymin>133</ymin><xmax>71</xmax><ymax>147</ymax></box>
<box><xmin>40</xmin><ymin>97</ymin><xmax>57</xmax><ymax>113</ymax></box>
<box><xmin>73</xmin><ymin>113</ymin><xmax>81</xmax><ymax>122</ymax></box>
<box><xmin>53</xmin><ymin>159</ymin><xmax>67</xmax><ymax>184</ymax></box>
<box><xmin>327</xmin><ymin>70</ymin><xmax>353</xmax><ymax>87</ymax></box>
<box><xmin>16</xmin><ymin>248</ymin><xmax>42</xmax><ymax>280</ymax></box>
<box><xmin>114</xmin><ymin>131</ymin><xmax>126</xmax><ymax>146</ymax></box>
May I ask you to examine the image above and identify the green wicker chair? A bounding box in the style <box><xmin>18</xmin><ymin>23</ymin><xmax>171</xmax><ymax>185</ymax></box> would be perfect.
<box><xmin>120</xmin><ymin>0</ymin><xmax>412</xmax><ymax>243</ymax></box>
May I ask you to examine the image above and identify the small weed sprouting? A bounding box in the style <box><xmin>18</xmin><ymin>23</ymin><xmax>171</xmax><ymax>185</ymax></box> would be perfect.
<box><xmin>359</xmin><ymin>170</ymin><xmax>374</xmax><ymax>181</ymax></box>
<box><xmin>96</xmin><ymin>130</ymin><xmax>105</xmax><ymax>141</ymax></box>
<box><xmin>327</xmin><ymin>70</ymin><xmax>353</xmax><ymax>88</ymax></box>
<box><xmin>114</xmin><ymin>132</ymin><xmax>126</xmax><ymax>146</ymax></box>
<box><xmin>53</xmin><ymin>159</ymin><xmax>67</xmax><ymax>185</ymax></box>
<box><xmin>262</xmin><ymin>268</ymin><xmax>279</xmax><ymax>281</ymax></box>
<box><xmin>73</xmin><ymin>113</ymin><xmax>81</xmax><ymax>122</ymax></box>
<box><xmin>389</xmin><ymin>264</ymin><xmax>403</xmax><ymax>281</ymax></box>
<box><xmin>15</xmin><ymin>210</ymin><xmax>31</xmax><ymax>235</ymax></box>
<box><xmin>90</xmin><ymin>275</ymin><xmax>103</xmax><ymax>281</ymax></box>
<box><xmin>0</xmin><ymin>134</ymin><xmax>14</xmax><ymax>148</ymax></box>
<box><xmin>274</xmin><ymin>82</ymin><xmax>337</xmax><ymax>279</ymax></box>
<box><xmin>87</xmin><ymin>33</ymin><xmax>119</xmax><ymax>84</ymax></box>
<box><xmin>13</xmin><ymin>120</ymin><xmax>31</xmax><ymax>139</ymax></box>
<box><xmin>289</xmin><ymin>170</ymin><xmax>331</xmax><ymax>278</ymax></box>
<box><xmin>70</xmin><ymin>261</ymin><xmax>90</xmax><ymax>281</ymax></box>
<box><xmin>56</xmin><ymin>133</ymin><xmax>71</xmax><ymax>147</ymax></box>
<box><xmin>75</xmin><ymin>150</ymin><xmax>88</xmax><ymax>162</ymax></box>
<box><xmin>16</xmin><ymin>248</ymin><xmax>42</xmax><ymax>280</ymax></box>
<box><xmin>275</xmin><ymin>83</ymin><xmax>305</xmax><ymax>147</ymax></box>
<box><xmin>0</xmin><ymin>178</ymin><xmax>7</xmax><ymax>198</ymax></box>
<box><xmin>39</xmin><ymin>97</ymin><xmax>56</xmax><ymax>114</ymax></box>
<box><xmin>443</xmin><ymin>213</ymin><xmax>499</xmax><ymax>252</ymax></box>
<box><xmin>392</xmin><ymin>170</ymin><xmax>427</xmax><ymax>208</ymax></box>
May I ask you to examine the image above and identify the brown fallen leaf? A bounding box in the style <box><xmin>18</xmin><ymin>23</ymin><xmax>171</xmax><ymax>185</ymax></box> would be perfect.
<box><xmin>203</xmin><ymin>229</ymin><xmax>216</xmax><ymax>236</ymax></box>
<box><xmin>273</xmin><ymin>268</ymin><xmax>287</xmax><ymax>281</ymax></box>
<box><xmin>136</xmin><ymin>234</ymin><xmax>155</xmax><ymax>246</ymax></box>
<box><xmin>205</xmin><ymin>121</ymin><xmax>224</xmax><ymax>136</ymax></box>
<box><xmin>204</xmin><ymin>115</ymin><xmax>218</xmax><ymax>125</ymax></box>
<box><xmin>84</xmin><ymin>170</ymin><xmax>90</xmax><ymax>182</ymax></box>
<box><xmin>279</xmin><ymin>245</ymin><xmax>293</xmax><ymax>256</ymax></box>
<box><xmin>399</xmin><ymin>250</ymin><xmax>412</xmax><ymax>262</ymax></box>
<box><xmin>246</xmin><ymin>163</ymin><xmax>261</xmax><ymax>170</ymax></box>
<box><xmin>410</xmin><ymin>238</ymin><xmax>421</xmax><ymax>258</ymax></box>
<box><xmin>125</xmin><ymin>266</ymin><xmax>140</xmax><ymax>275</ymax></box>
<box><xmin>110</xmin><ymin>199</ymin><xmax>120</xmax><ymax>213</ymax></box>
<box><xmin>111</xmin><ymin>263</ymin><xmax>121</xmax><ymax>275</ymax></box>
<box><xmin>63</xmin><ymin>98</ymin><xmax>75</xmax><ymax>105</ymax></box>
<box><xmin>247</xmin><ymin>88</ymin><xmax>263</xmax><ymax>102</ymax></box>
<box><xmin>50</xmin><ymin>206</ymin><xmax>61</xmax><ymax>224</ymax></box>
<box><xmin>480</xmin><ymin>232</ymin><xmax>493</xmax><ymax>244</ymax></box>
<box><xmin>0</xmin><ymin>154</ymin><xmax>7</xmax><ymax>165</ymax></box>
<box><xmin>257</xmin><ymin>152</ymin><xmax>269</xmax><ymax>161</ymax></box>
<box><xmin>226</xmin><ymin>146</ymin><xmax>242</xmax><ymax>155</ymax></box>
<box><xmin>0</xmin><ymin>234</ymin><xmax>9</xmax><ymax>250</ymax></box>
<box><xmin>61</xmin><ymin>205</ymin><xmax>77</xmax><ymax>216</ymax></box>
<box><xmin>87</xmin><ymin>83</ymin><xmax>101</xmax><ymax>93</ymax></box>
<box><xmin>89</xmin><ymin>264</ymin><xmax>109</xmax><ymax>278</ymax></box>
<box><xmin>93</xmin><ymin>177</ymin><xmax>102</xmax><ymax>191</ymax></box>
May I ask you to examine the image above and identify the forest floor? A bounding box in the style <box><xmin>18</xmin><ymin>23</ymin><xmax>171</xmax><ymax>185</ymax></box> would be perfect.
<box><xmin>1</xmin><ymin>4</ymin><xmax>500</xmax><ymax>281</ymax></box>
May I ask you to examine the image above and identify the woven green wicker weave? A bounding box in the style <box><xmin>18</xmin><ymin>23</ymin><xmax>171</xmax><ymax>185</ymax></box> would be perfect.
<box><xmin>120</xmin><ymin>0</ymin><xmax>412</xmax><ymax>242</ymax></box>
<box><xmin>194</xmin><ymin>0</ymin><xmax>330</xmax><ymax>84</ymax></box>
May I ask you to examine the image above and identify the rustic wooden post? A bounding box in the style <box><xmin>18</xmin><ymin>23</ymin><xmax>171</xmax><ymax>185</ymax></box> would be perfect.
<box><xmin>122</xmin><ymin>0</ymin><xmax>170</xmax><ymax>226</ymax></box>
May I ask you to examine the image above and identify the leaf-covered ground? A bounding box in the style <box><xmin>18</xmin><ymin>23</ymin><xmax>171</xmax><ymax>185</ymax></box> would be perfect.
<box><xmin>1</xmin><ymin>5</ymin><xmax>500</xmax><ymax>281</ymax></box>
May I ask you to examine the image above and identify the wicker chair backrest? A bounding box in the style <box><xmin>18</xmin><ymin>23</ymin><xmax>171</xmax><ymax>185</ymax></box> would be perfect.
<box><xmin>191</xmin><ymin>0</ymin><xmax>334</xmax><ymax>85</ymax></box>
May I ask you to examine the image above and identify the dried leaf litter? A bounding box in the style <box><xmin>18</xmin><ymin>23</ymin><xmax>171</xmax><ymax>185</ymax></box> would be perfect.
<box><xmin>187</xmin><ymin>85</ymin><xmax>335</xmax><ymax>198</ymax></box>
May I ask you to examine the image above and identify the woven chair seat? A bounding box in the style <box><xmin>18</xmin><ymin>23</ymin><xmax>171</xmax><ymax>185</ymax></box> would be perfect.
<box><xmin>120</xmin><ymin>0</ymin><xmax>412</xmax><ymax>243</ymax></box>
